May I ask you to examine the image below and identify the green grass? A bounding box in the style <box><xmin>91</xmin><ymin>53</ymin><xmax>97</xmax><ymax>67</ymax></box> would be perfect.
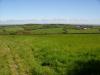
<box><xmin>0</xmin><ymin>34</ymin><xmax>100</xmax><ymax>75</ymax></box>
<box><xmin>26</xmin><ymin>28</ymin><xmax>100</xmax><ymax>34</ymax></box>
<box><xmin>31</xmin><ymin>28</ymin><xmax>63</xmax><ymax>34</ymax></box>
<box><xmin>5</xmin><ymin>27</ymin><xmax>24</xmax><ymax>32</ymax></box>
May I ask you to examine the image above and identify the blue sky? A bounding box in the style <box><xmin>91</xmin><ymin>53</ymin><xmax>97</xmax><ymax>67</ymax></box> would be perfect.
<box><xmin>0</xmin><ymin>0</ymin><xmax>100</xmax><ymax>24</ymax></box>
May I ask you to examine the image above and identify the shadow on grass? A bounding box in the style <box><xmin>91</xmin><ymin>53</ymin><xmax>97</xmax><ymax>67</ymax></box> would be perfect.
<box><xmin>67</xmin><ymin>59</ymin><xmax>100</xmax><ymax>75</ymax></box>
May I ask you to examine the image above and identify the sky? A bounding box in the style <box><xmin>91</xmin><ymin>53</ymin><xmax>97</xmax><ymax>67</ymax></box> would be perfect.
<box><xmin>0</xmin><ymin>0</ymin><xmax>100</xmax><ymax>24</ymax></box>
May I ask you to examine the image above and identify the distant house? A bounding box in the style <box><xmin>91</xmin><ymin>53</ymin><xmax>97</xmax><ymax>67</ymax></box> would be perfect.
<box><xmin>75</xmin><ymin>25</ymin><xmax>92</xmax><ymax>30</ymax></box>
<box><xmin>83</xmin><ymin>27</ymin><xmax>88</xmax><ymax>30</ymax></box>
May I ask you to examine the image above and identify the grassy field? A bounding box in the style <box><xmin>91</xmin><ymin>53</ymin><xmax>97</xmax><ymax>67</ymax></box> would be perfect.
<box><xmin>0</xmin><ymin>34</ymin><xmax>100</xmax><ymax>75</ymax></box>
<box><xmin>0</xmin><ymin>24</ymin><xmax>100</xmax><ymax>35</ymax></box>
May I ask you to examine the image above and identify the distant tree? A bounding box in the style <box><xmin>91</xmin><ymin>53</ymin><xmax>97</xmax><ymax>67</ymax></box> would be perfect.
<box><xmin>62</xmin><ymin>26</ymin><xmax>68</xmax><ymax>34</ymax></box>
<box><xmin>9</xmin><ymin>32</ymin><xmax>17</xmax><ymax>35</ymax></box>
<box><xmin>98</xmin><ymin>29</ymin><xmax>100</xmax><ymax>33</ymax></box>
<box><xmin>2</xmin><ymin>29</ymin><xmax>6</xmax><ymax>32</ymax></box>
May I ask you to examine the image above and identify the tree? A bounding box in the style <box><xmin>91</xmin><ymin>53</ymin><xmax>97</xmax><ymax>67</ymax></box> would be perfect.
<box><xmin>62</xmin><ymin>26</ymin><xmax>68</xmax><ymax>34</ymax></box>
<box><xmin>98</xmin><ymin>29</ymin><xmax>100</xmax><ymax>33</ymax></box>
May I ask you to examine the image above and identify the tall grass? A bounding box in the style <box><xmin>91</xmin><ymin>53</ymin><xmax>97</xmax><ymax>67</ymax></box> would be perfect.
<box><xmin>0</xmin><ymin>34</ymin><xmax>100</xmax><ymax>75</ymax></box>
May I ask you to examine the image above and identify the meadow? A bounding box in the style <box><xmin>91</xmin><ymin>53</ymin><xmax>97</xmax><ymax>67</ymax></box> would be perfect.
<box><xmin>0</xmin><ymin>34</ymin><xmax>100</xmax><ymax>75</ymax></box>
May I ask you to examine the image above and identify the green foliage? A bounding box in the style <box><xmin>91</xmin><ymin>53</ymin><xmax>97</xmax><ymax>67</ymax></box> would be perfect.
<box><xmin>67</xmin><ymin>59</ymin><xmax>100</xmax><ymax>75</ymax></box>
